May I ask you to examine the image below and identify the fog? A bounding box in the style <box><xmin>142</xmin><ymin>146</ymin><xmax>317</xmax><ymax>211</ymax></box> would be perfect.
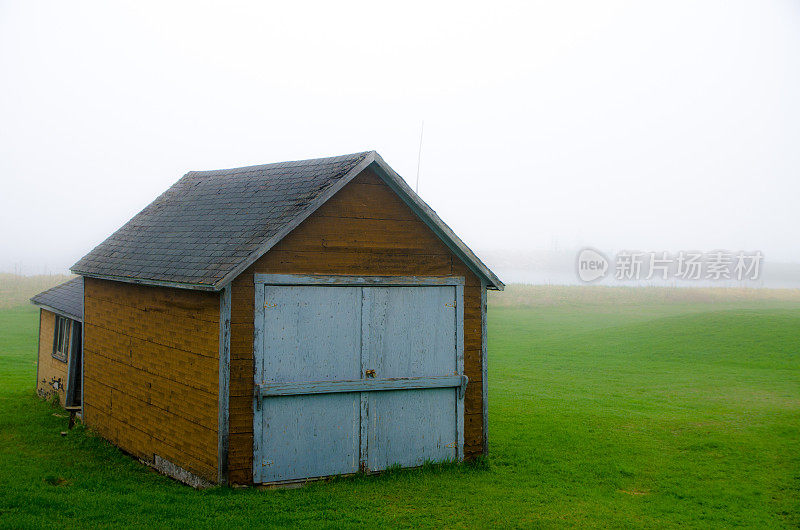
<box><xmin>2</xmin><ymin>1</ymin><xmax>799</xmax><ymax>284</ymax></box>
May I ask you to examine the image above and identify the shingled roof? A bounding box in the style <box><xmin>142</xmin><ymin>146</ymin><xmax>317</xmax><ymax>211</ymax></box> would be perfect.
<box><xmin>30</xmin><ymin>277</ymin><xmax>84</xmax><ymax>321</ymax></box>
<box><xmin>71</xmin><ymin>151</ymin><xmax>503</xmax><ymax>291</ymax></box>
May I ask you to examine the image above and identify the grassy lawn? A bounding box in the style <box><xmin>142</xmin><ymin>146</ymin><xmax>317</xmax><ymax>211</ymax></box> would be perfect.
<box><xmin>1</xmin><ymin>288</ymin><xmax>799</xmax><ymax>527</ymax></box>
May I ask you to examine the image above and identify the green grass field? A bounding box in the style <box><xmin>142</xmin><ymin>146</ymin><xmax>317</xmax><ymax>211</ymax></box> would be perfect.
<box><xmin>1</xmin><ymin>286</ymin><xmax>799</xmax><ymax>528</ymax></box>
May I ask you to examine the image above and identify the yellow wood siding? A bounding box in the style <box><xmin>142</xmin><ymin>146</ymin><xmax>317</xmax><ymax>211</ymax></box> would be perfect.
<box><xmin>82</xmin><ymin>278</ymin><xmax>220</xmax><ymax>482</ymax></box>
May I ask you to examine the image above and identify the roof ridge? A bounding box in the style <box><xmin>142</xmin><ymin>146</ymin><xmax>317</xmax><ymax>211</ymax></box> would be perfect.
<box><xmin>186</xmin><ymin>150</ymin><xmax>374</xmax><ymax>177</ymax></box>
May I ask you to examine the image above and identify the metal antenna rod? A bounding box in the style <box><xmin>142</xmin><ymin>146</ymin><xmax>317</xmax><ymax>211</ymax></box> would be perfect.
<box><xmin>415</xmin><ymin>120</ymin><xmax>424</xmax><ymax>193</ymax></box>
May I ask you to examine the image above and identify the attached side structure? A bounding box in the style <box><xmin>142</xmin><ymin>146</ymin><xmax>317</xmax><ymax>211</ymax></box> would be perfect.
<box><xmin>31</xmin><ymin>277</ymin><xmax>84</xmax><ymax>408</ymax></box>
<box><xmin>62</xmin><ymin>150</ymin><xmax>501</xmax><ymax>486</ymax></box>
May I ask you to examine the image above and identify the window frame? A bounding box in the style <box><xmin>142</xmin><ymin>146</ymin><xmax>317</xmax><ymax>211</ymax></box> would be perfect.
<box><xmin>52</xmin><ymin>315</ymin><xmax>71</xmax><ymax>363</ymax></box>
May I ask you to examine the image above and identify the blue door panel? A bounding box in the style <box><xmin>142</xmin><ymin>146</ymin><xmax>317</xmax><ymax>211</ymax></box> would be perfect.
<box><xmin>261</xmin><ymin>286</ymin><xmax>361</xmax><ymax>382</ymax></box>
<box><xmin>362</xmin><ymin>286</ymin><xmax>457</xmax><ymax>378</ymax></box>
<box><xmin>254</xmin><ymin>281</ymin><xmax>463</xmax><ymax>482</ymax></box>
<box><xmin>366</xmin><ymin>388</ymin><xmax>456</xmax><ymax>470</ymax></box>
<box><xmin>362</xmin><ymin>286</ymin><xmax>458</xmax><ymax>471</ymax></box>
<box><xmin>257</xmin><ymin>285</ymin><xmax>361</xmax><ymax>482</ymax></box>
<box><xmin>259</xmin><ymin>393</ymin><xmax>360</xmax><ymax>482</ymax></box>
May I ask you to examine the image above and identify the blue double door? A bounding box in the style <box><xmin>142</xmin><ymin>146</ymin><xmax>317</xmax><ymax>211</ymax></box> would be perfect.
<box><xmin>253</xmin><ymin>281</ymin><xmax>464</xmax><ymax>483</ymax></box>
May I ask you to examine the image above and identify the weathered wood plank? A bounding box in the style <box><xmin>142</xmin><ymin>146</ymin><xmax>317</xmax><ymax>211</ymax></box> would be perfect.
<box><xmin>84</xmin><ymin>375</ymin><xmax>218</xmax><ymax>467</ymax></box>
<box><xmin>456</xmin><ymin>283</ymin><xmax>465</xmax><ymax>461</ymax></box>
<box><xmin>313</xmin><ymin>181</ymin><xmax>419</xmax><ymax>221</ymax></box>
<box><xmin>85</xmin><ymin>278</ymin><xmax>219</xmax><ymax>320</ymax></box>
<box><xmin>271</xmin><ymin>220</ymin><xmax>452</xmax><ymax>254</ymax></box>
<box><xmin>85</xmin><ymin>296</ymin><xmax>218</xmax><ymax>357</ymax></box>
<box><xmin>84</xmin><ymin>402</ymin><xmax>218</xmax><ymax>480</ymax></box>
<box><xmin>83</xmin><ymin>352</ymin><xmax>218</xmax><ymax>428</ymax></box>
<box><xmin>84</xmin><ymin>323</ymin><xmax>218</xmax><ymax>393</ymax></box>
<box><xmin>218</xmin><ymin>286</ymin><xmax>231</xmax><ymax>484</ymax></box>
<box><xmin>255</xmin><ymin>375</ymin><xmax>466</xmax><ymax>398</ymax></box>
<box><xmin>254</xmin><ymin>250</ymin><xmax>452</xmax><ymax>277</ymax></box>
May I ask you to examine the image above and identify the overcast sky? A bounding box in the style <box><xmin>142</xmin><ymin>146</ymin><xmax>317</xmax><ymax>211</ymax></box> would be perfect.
<box><xmin>1</xmin><ymin>0</ymin><xmax>799</xmax><ymax>275</ymax></box>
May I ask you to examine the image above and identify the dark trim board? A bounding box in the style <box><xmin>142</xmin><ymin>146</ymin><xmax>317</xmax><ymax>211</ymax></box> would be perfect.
<box><xmin>65</xmin><ymin>322</ymin><xmax>82</xmax><ymax>407</ymax></box>
<box><xmin>81</xmin><ymin>290</ymin><xmax>85</xmax><ymax>417</ymax></box>
<box><xmin>35</xmin><ymin>309</ymin><xmax>42</xmax><ymax>396</ymax></box>
<box><xmin>481</xmin><ymin>280</ymin><xmax>489</xmax><ymax>456</ymax></box>
<box><xmin>217</xmin><ymin>286</ymin><xmax>231</xmax><ymax>485</ymax></box>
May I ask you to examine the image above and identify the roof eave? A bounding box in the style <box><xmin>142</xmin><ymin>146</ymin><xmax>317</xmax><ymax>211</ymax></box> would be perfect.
<box><xmin>29</xmin><ymin>300</ymin><xmax>82</xmax><ymax>322</ymax></box>
<box><xmin>368</xmin><ymin>154</ymin><xmax>505</xmax><ymax>291</ymax></box>
<box><xmin>72</xmin><ymin>271</ymin><xmax>220</xmax><ymax>292</ymax></box>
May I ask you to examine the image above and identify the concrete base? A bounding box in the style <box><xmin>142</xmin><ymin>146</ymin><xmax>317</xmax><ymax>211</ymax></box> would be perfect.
<box><xmin>150</xmin><ymin>455</ymin><xmax>214</xmax><ymax>489</ymax></box>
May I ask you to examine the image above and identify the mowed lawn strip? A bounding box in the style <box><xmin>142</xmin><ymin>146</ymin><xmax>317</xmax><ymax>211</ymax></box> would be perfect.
<box><xmin>1</xmin><ymin>288</ymin><xmax>799</xmax><ymax>528</ymax></box>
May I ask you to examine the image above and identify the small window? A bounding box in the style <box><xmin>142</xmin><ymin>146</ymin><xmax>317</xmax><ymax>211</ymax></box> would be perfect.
<box><xmin>52</xmin><ymin>316</ymin><xmax>72</xmax><ymax>363</ymax></box>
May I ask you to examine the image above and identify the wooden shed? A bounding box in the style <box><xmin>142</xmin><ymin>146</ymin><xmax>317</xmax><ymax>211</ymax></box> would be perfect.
<box><xmin>65</xmin><ymin>151</ymin><xmax>503</xmax><ymax>486</ymax></box>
